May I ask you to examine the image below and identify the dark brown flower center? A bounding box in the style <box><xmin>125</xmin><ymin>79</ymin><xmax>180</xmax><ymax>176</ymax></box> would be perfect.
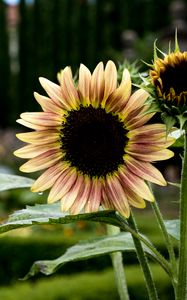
<box><xmin>61</xmin><ymin>105</ymin><xmax>127</xmax><ymax>178</ymax></box>
<box><xmin>159</xmin><ymin>57</ymin><xmax>187</xmax><ymax>95</ymax></box>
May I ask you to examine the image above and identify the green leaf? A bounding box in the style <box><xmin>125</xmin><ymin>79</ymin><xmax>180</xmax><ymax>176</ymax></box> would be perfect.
<box><xmin>164</xmin><ymin>219</ymin><xmax>180</xmax><ymax>240</ymax></box>
<box><xmin>1</xmin><ymin>204</ymin><xmax>171</xmax><ymax>277</ymax></box>
<box><xmin>0</xmin><ymin>203</ymin><xmax>119</xmax><ymax>234</ymax></box>
<box><xmin>23</xmin><ymin>232</ymin><xmax>159</xmax><ymax>279</ymax></box>
<box><xmin>174</xmin><ymin>29</ymin><xmax>180</xmax><ymax>52</ymax></box>
<box><xmin>0</xmin><ymin>174</ymin><xmax>34</xmax><ymax>191</ymax></box>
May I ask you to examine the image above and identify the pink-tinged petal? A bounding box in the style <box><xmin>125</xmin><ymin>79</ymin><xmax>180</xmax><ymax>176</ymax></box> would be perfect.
<box><xmin>125</xmin><ymin>188</ymin><xmax>146</xmax><ymax>208</ymax></box>
<box><xmin>90</xmin><ymin>62</ymin><xmax>105</xmax><ymax>107</ymax></box>
<box><xmin>20</xmin><ymin>150</ymin><xmax>62</xmax><ymax>173</ymax></box>
<box><xmin>20</xmin><ymin>112</ymin><xmax>62</xmax><ymax>127</ymax></box>
<box><xmin>126</xmin><ymin>142</ymin><xmax>166</xmax><ymax>154</ymax></box>
<box><xmin>102</xmin><ymin>60</ymin><xmax>117</xmax><ymax>104</ymax></box>
<box><xmin>59</xmin><ymin>67</ymin><xmax>80</xmax><ymax>109</ymax></box>
<box><xmin>106</xmin><ymin>175</ymin><xmax>130</xmax><ymax>217</ymax></box>
<box><xmin>105</xmin><ymin>69</ymin><xmax>131</xmax><ymax>113</ymax></box>
<box><xmin>39</xmin><ymin>77</ymin><xmax>70</xmax><ymax>110</ymax></box>
<box><xmin>78</xmin><ymin>64</ymin><xmax>92</xmax><ymax>102</ymax></box>
<box><xmin>128</xmin><ymin>133</ymin><xmax>169</xmax><ymax>145</ymax></box>
<box><xmin>84</xmin><ymin>178</ymin><xmax>102</xmax><ymax>213</ymax></box>
<box><xmin>16</xmin><ymin>130</ymin><xmax>59</xmax><ymax>144</ymax></box>
<box><xmin>61</xmin><ymin>174</ymin><xmax>84</xmax><ymax>212</ymax></box>
<box><xmin>34</xmin><ymin>92</ymin><xmax>64</xmax><ymax>114</ymax></box>
<box><xmin>119</xmin><ymin>166</ymin><xmax>154</xmax><ymax>202</ymax></box>
<box><xmin>129</xmin><ymin>135</ymin><xmax>175</xmax><ymax>146</ymax></box>
<box><xmin>101</xmin><ymin>185</ymin><xmax>115</xmax><ymax>210</ymax></box>
<box><xmin>127</xmin><ymin>149</ymin><xmax>174</xmax><ymax>161</ymax></box>
<box><xmin>159</xmin><ymin>136</ymin><xmax>176</xmax><ymax>148</ymax></box>
<box><xmin>125</xmin><ymin>155</ymin><xmax>166</xmax><ymax>186</ymax></box>
<box><xmin>16</xmin><ymin>119</ymin><xmax>49</xmax><ymax>131</ymax></box>
<box><xmin>121</xmin><ymin>68</ymin><xmax>131</xmax><ymax>91</ymax></box>
<box><xmin>127</xmin><ymin>124</ymin><xmax>167</xmax><ymax>140</ymax></box>
<box><xmin>70</xmin><ymin>176</ymin><xmax>92</xmax><ymax>214</ymax></box>
<box><xmin>48</xmin><ymin>168</ymin><xmax>77</xmax><ymax>203</ymax></box>
<box><xmin>122</xmin><ymin>89</ymin><xmax>149</xmax><ymax>117</ymax></box>
<box><xmin>127</xmin><ymin>135</ymin><xmax>175</xmax><ymax>151</ymax></box>
<box><xmin>14</xmin><ymin>142</ymin><xmax>60</xmax><ymax>159</ymax></box>
<box><xmin>31</xmin><ymin>161</ymin><xmax>69</xmax><ymax>192</ymax></box>
<box><xmin>126</xmin><ymin>112</ymin><xmax>155</xmax><ymax>130</ymax></box>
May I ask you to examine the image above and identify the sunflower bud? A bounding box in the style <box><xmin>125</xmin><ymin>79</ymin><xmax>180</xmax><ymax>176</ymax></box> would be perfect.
<box><xmin>148</xmin><ymin>35</ymin><xmax>187</xmax><ymax>129</ymax></box>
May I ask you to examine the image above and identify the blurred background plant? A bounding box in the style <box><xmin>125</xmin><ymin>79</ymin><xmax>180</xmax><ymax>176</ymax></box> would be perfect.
<box><xmin>0</xmin><ymin>0</ymin><xmax>185</xmax><ymax>299</ymax></box>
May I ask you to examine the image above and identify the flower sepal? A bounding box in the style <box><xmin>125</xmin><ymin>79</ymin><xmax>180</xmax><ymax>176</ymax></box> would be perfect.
<box><xmin>177</xmin><ymin>114</ymin><xmax>187</xmax><ymax>131</ymax></box>
<box><xmin>117</xmin><ymin>60</ymin><xmax>141</xmax><ymax>85</ymax></box>
<box><xmin>161</xmin><ymin>112</ymin><xmax>176</xmax><ymax>134</ymax></box>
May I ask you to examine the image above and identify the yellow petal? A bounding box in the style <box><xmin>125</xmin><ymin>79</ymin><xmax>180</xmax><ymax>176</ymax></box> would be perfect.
<box><xmin>48</xmin><ymin>168</ymin><xmax>77</xmax><ymax>203</ymax></box>
<box><xmin>61</xmin><ymin>174</ymin><xmax>84</xmax><ymax>212</ymax></box>
<box><xmin>90</xmin><ymin>62</ymin><xmax>105</xmax><ymax>107</ymax></box>
<box><xmin>125</xmin><ymin>187</ymin><xmax>146</xmax><ymax>208</ymax></box>
<box><xmin>20</xmin><ymin>112</ymin><xmax>62</xmax><ymax>127</ymax></box>
<box><xmin>105</xmin><ymin>69</ymin><xmax>131</xmax><ymax>113</ymax></box>
<box><xmin>84</xmin><ymin>178</ymin><xmax>102</xmax><ymax>213</ymax></box>
<box><xmin>122</xmin><ymin>89</ymin><xmax>149</xmax><ymax>118</ymax></box>
<box><xmin>14</xmin><ymin>143</ymin><xmax>60</xmax><ymax>159</ymax></box>
<box><xmin>106</xmin><ymin>175</ymin><xmax>130</xmax><ymax>218</ymax></box>
<box><xmin>126</xmin><ymin>149</ymin><xmax>174</xmax><ymax>161</ymax></box>
<box><xmin>16</xmin><ymin>119</ymin><xmax>48</xmax><ymax>131</ymax></box>
<box><xmin>20</xmin><ymin>150</ymin><xmax>62</xmax><ymax>173</ymax></box>
<box><xmin>119</xmin><ymin>166</ymin><xmax>154</xmax><ymax>202</ymax></box>
<box><xmin>127</xmin><ymin>124</ymin><xmax>167</xmax><ymax>139</ymax></box>
<box><xmin>125</xmin><ymin>155</ymin><xmax>167</xmax><ymax>186</ymax></box>
<box><xmin>102</xmin><ymin>60</ymin><xmax>117</xmax><ymax>104</ymax></box>
<box><xmin>39</xmin><ymin>77</ymin><xmax>70</xmax><ymax>110</ymax></box>
<box><xmin>70</xmin><ymin>176</ymin><xmax>92</xmax><ymax>214</ymax></box>
<box><xmin>31</xmin><ymin>161</ymin><xmax>69</xmax><ymax>192</ymax></box>
<box><xmin>34</xmin><ymin>92</ymin><xmax>63</xmax><ymax>113</ymax></box>
<box><xmin>126</xmin><ymin>112</ymin><xmax>155</xmax><ymax>130</ymax></box>
<box><xmin>59</xmin><ymin>67</ymin><xmax>80</xmax><ymax>109</ymax></box>
<box><xmin>16</xmin><ymin>130</ymin><xmax>59</xmax><ymax>144</ymax></box>
<box><xmin>78</xmin><ymin>64</ymin><xmax>92</xmax><ymax>103</ymax></box>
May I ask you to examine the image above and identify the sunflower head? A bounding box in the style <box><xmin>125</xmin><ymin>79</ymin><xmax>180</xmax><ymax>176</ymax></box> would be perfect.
<box><xmin>148</xmin><ymin>37</ymin><xmax>187</xmax><ymax>129</ymax></box>
<box><xmin>14</xmin><ymin>61</ymin><xmax>175</xmax><ymax>218</ymax></box>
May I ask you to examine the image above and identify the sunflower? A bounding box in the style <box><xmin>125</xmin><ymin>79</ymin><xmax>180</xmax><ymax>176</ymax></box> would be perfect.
<box><xmin>150</xmin><ymin>51</ymin><xmax>187</xmax><ymax>106</ymax></box>
<box><xmin>149</xmin><ymin>38</ymin><xmax>187</xmax><ymax>130</ymax></box>
<box><xmin>14</xmin><ymin>61</ymin><xmax>174</xmax><ymax>218</ymax></box>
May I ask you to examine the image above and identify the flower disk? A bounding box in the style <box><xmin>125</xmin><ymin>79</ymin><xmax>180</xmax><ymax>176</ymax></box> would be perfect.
<box><xmin>15</xmin><ymin>61</ymin><xmax>175</xmax><ymax>218</ymax></box>
<box><xmin>61</xmin><ymin>106</ymin><xmax>127</xmax><ymax>178</ymax></box>
<box><xmin>150</xmin><ymin>51</ymin><xmax>187</xmax><ymax>108</ymax></box>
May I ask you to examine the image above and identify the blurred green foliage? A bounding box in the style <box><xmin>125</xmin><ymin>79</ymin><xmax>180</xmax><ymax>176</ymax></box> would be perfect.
<box><xmin>0</xmin><ymin>265</ymin><xmax>173</xmax><ymax>300</ymax></box>
<box><xmin>0</xmin><ymin>1</ymin><xmax>10</xmax><ymax>127</ymax></box>
<box><xmin>0</xmin><ymin>0</ymin><xmax>181</xmax><ymax>126</ymax></box>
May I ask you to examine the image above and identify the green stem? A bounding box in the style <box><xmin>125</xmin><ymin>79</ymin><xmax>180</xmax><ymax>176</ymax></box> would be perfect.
<box><xmin>177</xmin><ymin>130</ymin><xmax>187</xmax><ymax>300</ymax></box>
<box><xmin>151</xmin><ymin>200</ymin><xmax>177</xmax><ymax>296</ymax></box>
<box><xmin>107</xmin><ymin>225</ymin><xmax>130</xmax><ymax>300</ymax></box>
<box><xmin>116</xmin><ymin>213</ymin><xmax>171</xmax><ymax>277</ymax></box>
<box><xmin>127</xmin><ymin>213</ymin><xmax>159</xmax><ymax>300</ymax></box>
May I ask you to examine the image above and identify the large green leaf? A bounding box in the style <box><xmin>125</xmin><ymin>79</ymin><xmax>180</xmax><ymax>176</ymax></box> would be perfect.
<box><xmin>0</xmin><ymin>203</ymin><xmax>171</xmax><ymax>277</ymax></box>
<box><xmin>0</xmin><ymin>174</ymin><xmax>34</xmax><ymax>191</ymax></box>
<box><xmin>164</xmin><ymin>219</ymin><xmax>180</xmax><ymax>241</ymax></box>
<box><xmin>0</xmin><ymin>203</ymin><xmax>119</xmax><ymax>234</ymax></box>
<box><xmin>23</xmin><ymin>232</ymin><xmax>159</xmax><ymax>279</ymax></box>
